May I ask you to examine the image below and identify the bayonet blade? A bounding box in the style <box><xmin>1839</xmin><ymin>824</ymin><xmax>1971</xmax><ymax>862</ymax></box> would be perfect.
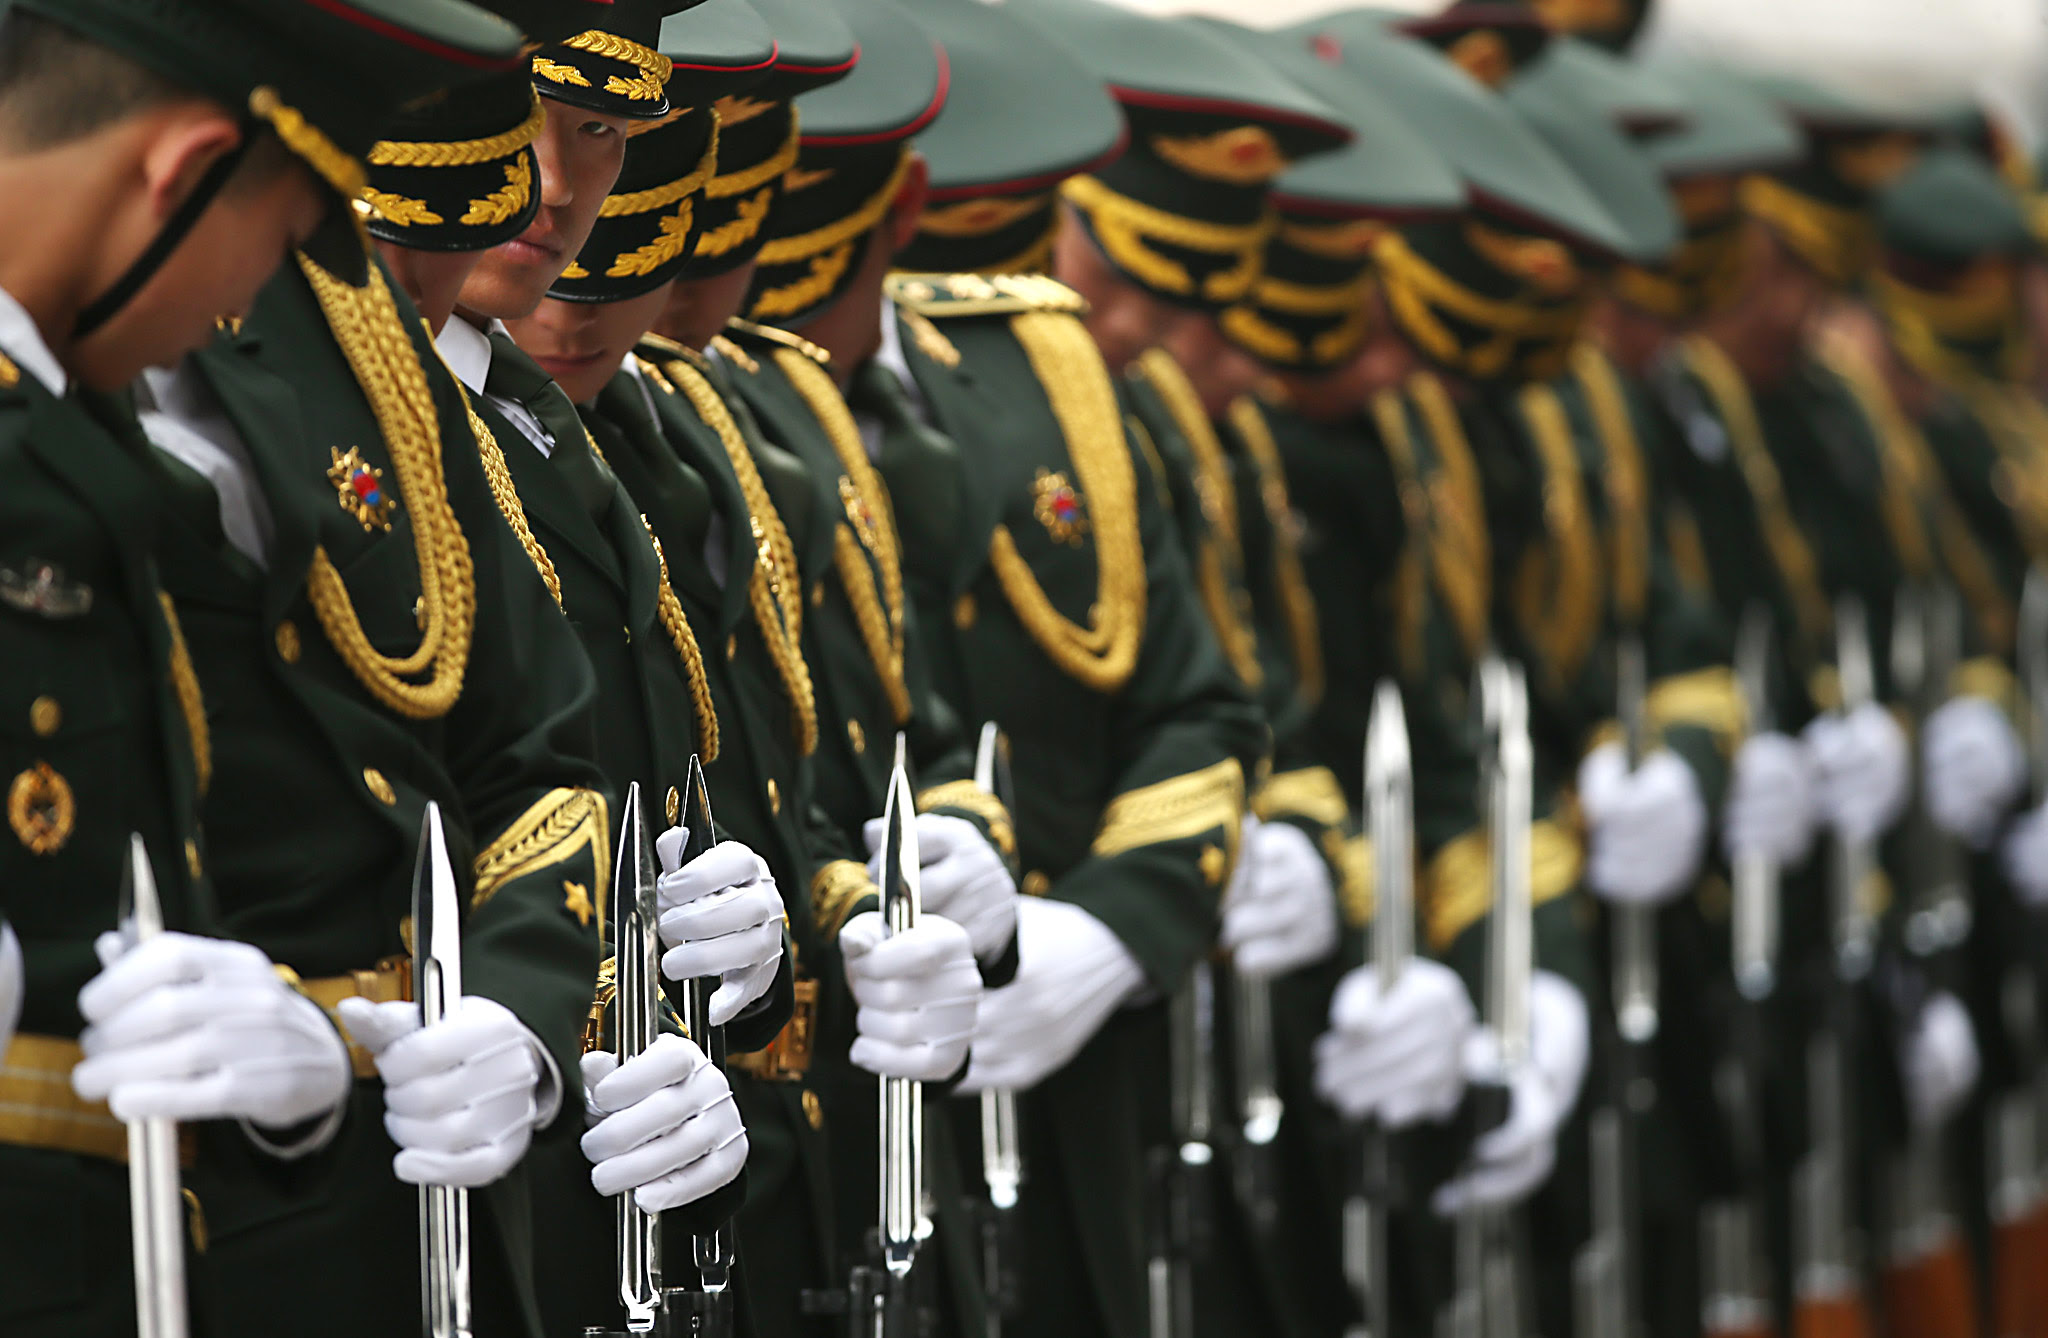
<box><xmin>613</xmin><ymin>783</ymin><xmax>663</xmax><ymax>1329</ymax></box>
<box><xmin>880</xmin><ymin>734</ymin><xmax>924</xmax><ymax>1277</ymax></box>
<box><xmin>411</xmin><ymin>803</ymin><xmax>472</xmax><ymax>1338</ymax></box>
<box><xmin>677</xmin><ymin>755</ymin><xmax>736</xmax><ymax>1303</ymax></box>
<box><xmin>1366</xmin><ymin>680</ymin><xmax>1413</xmax><ymax>983</ymax></box>
<box><xmin>122</xmin><ymin>836</ymin><xmax>186</xmax><ymax>1338</ymax></box>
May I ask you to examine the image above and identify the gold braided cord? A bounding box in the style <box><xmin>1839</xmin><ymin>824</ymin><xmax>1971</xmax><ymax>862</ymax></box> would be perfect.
<box><xmin>985</xmin><ymin>310</ymin><xmax>1146</xmax><ymax>693</ymax></box>
<box><xmin>756</xmin><ymin>149</ymin><xmax>914</xmax><ymax>267</ymax></box>
<box><xmin>1370</xmin><ymin>388</ymin><xmax>1431</xmax><ymax>682</ymax></box>
<box><xmin>1679</xmin><ymin>335</ymin><xmax>1833</xmax><ymax>654</ymax></box>
<box><xmin>916</xmin><ymin>781</ymin><xmax>1016</xmax><ymax>857</ymax></box>
<box><xmin>369</xmin><ymin>93</ymin><xmax>545</xmax><ymax>168</ymax></box>
<box><xmin>749</xmin><ymin>241</ymin><xmax>856</xmax><ymax>321</ymax></box>
<box><xmin>1405</xmin><ymin>373</ymin><xmax>1494</xmax><ymax>664</ymax></box>
<box><xmin>1227</xmin><ymin>395</ymin><xmax>1324</xmax><ymax>706</ymax></box>
<box><xmin>1740</xmin><ymin>176</ymin><xmax>1871</xmax><ymax>287</ymax></box>
<box><xmin>1876</xmin><ymin>279</ymin><xmax>2032</xmax><ymax>392</ymax></box>
<box><xmin>473</xmin><ymin>788</ymin><xmax>610</xmax><ymax>914</ymax></box>
<box><xmin>156</xmin><ymin>593</ymin><xmax>210</xmax><ymax>796</ymax></box>
<box><xmin>1424</xmin><ymin>818</ymin><xmax>1580</xmax><ymax>953</ymax></box>
<box><xmin>1818</xmin><ymin>334</ymin><xmax>2014</xmax><ymax>653</ymax></box>
<box><xmin>710</xmin><ymin>116</ymin><xmax>801</xmax><ymax>199</ymax></box>
<box><xmin>771</xmin><ymin>347</ymin><xmax>911</xmax><ymax>722</ymax></box>
<box><xmin>248</xmin><ymin>87</ymin><xmax>365</xmax><ymax>202</ymax></box>
<box><xmin>1254</xmin><ymin>273</ymin><xmax>1372</xmax><ymax>317</ymax></box>
<box><xmin>1960</xmin><ymin>383</ymin><xmax>2048</xmax><ymax>563</ymax></box>
<box><xmin>973</xmin><ymin>213</ymin><xmax>1062</xmax><ymax>279</ymax></box>
<box><xmin>298</xmin><ymin>257</ymin><xmax>475</xmax><ymax>719</ymax></box>
<box><xmin>1514</xmin><ymin>384</ymin><xmax>1603</xmax><ymax>690</ymax></box>
<box><xmin>663</xmin><ymin>356</ymin><xmax>818</xmax><ymax>754</ymax></box>
<box><xmin>563</xmin><ymin>28</ymin><xmax>674</xmax><ymax>84</ymax></box>
<box><xmin>600</xmin><ymin>120</ymin><xmax>721</xmax><ymax>217</ymax></box>
<box><xmin>1062</xmin><ymin>174</ymin><xmax>1273</xmax><ymax>302</ymax></box>
<box><xmin>449</xmin><ymin>367</ymin><xmax>562</xmax><ymax>608</ymax></box>
<box><xmin>1570</xmin><ymin>344</ymin><xmax>1649</xmax><ymax>625</ymax></box>
<box><xmin>1090</xmin><ymin>759</ymin><xmax>1246</xmax><ymax>860</ymax></box>
<box><xmin>1373</xmin><ymin>232</ymin><xmax>1588</xmax><ymax>337</ymax></box>
<box><xmin>812</xmin><ymin>859</ymin><xmax>876</xmax><ymax>941</ymax></box>
<box><xmin>1193</xmin><ymin>542</ymin><xmax>1264</xmax><ymax>689</ymax></box>
<box><xmin>643</xmin><ymin>522</ymin><xmax>720</xmax><ymax>764</ymax></box>
<box><xmin>1219</xmin><ymin>305</ymin><xmax>1303</xmax><ymax>367</ymax></box>
<box><xmin>1250</xmin><ymin>766</ymin><xmax>1349</xmax><ymax>828</ymax></box>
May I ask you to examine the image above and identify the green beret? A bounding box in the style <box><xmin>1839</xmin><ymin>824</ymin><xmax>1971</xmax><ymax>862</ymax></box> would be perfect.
<box><xmin>679</xmin><ymin>0</ymin><xmax>857</xmax><ymax>279</ymax></box>
<box><xmin>1005</xmin><ymin>0</ymin><xmax>1349</xmax><ymax>312</ymax></box>
<box><xmin>1514</xmin><ymin>37</ymin><xmax>1687</xmax><ymax>138</ymax></box>
<box><xmin>894</xmin><ymin>0</ymin><xmax>1124</xmax><ymax>277</ymax></box>
<box><xmin>745</xmin><ymin>0</ymin><xmax>946</xmax><ymax>325</ymax></box>
<box><xmin>1506</xmin><ymin>78</ymin><xmax>1679</xmax><ymax>263</ymax></box>
<box><xmin>18</xmin><ymin>0</ymin><xmax>527</xmax><ymax>283</ymax></box>
<box><xmin>531</xmin><ymin>0</ymin><xmax>691</xmax><ymax>121</ymax></box>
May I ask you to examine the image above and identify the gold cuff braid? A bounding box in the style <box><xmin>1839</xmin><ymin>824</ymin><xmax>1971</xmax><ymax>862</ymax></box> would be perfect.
<box><xmin>916</xmin><ymin>781</ymin><xmax>1016</xmax><ymax>858</ymax></box>
<box><xmin>1424</xmin><ymin>818</ymin><xmax>1581</xmax><ymax>953</ymax></box>
<box><xmin>1090</xmin><ymin>759</ymin><xmax>1246</xmax><ymax>861</ymax></box>
<box><xmin>1252</xmin><ymin>767</ymin><xmax>1349</xmax><ymax>829</ymax></box>
<box><xmin>812</xmin><ymin>860</ymin><xmax>875</xmax><ymax>941</ymax></box>
<box><xmin>473</xmin><ymin>788</ymin><xmax>611</xmax><ymax>920</ymax></box>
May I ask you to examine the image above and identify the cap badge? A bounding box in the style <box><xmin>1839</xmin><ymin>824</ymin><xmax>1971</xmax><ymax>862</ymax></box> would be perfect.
<box><xmin>1032</xmin><ymin>469</ymin><xmax>1089</xmax><ymax>547</ymax></box>
<box><xmin>1151</xmin><ymin>127</ymin><xmax>1287</xmax><ymax>187</ymax></box>
<box><xmin>328</xmin><ymin>446</ymin><xmax>398</xmax><ymax>532</ymax></box>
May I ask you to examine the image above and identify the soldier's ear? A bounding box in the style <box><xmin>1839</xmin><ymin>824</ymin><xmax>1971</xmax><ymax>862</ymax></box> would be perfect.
<box><xmin>138</xmin><ymin>103</ymin><xmax>246</xmax><ymax>226</ymax></box>
<box><xmin>888</xmin><ymin>152</ymin><xmax>931</xmax><ymax>253</ymax></box>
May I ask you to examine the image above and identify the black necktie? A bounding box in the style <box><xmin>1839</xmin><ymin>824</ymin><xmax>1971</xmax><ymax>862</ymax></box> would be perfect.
<box><xmin>484</xmin><ymin>330</ymin><xmax>616</xmax><ymax>522</ymax></box>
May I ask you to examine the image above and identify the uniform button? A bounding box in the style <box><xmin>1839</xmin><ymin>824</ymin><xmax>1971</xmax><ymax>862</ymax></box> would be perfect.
<box><xmin>801</xmin><ymin>1089</ymin><xmax>823</xmax><ymax>1130</ymax></box>
<box><xmin>766</xmin><ymin>778</ymin><xmax>780</xmax><ymax>815</ymax></box>
<box><xmin>28</xmin><ymin>695</ymin><xmax>59</xmax><ymax>737</ymax></box>
<box><xmin>275</xmin><ymin>621</ymin><xmax>301</xmax><ymax>664</ymax></box>
<box><xmin>413</xmin><ymin>597</ymin><xmax>427</xmax><ymax>631</ymax></box>
<box><xmin>811</xmin><ymin>584</ymin><xmax>825</xmax><ymax>608</ymax></box>
<box><xmin>726</xmin><ymin>635</ymin><xmax>737</xmax><ymax>660</ymax></box>
<box><xmin>362</xmin><ymin>767</ymin><xmax>396</xmax><ymax>805</ymax></box>
<box><xmin>847</xmin><ymin>719</ymin><xmax>865</xmax><ymax>754</ymax></box>
<box><xmin>1022</xmin><ymin>870</ymin><xmax>1049</xmax><ymax>898</ymax></box>
<box><xmin>666</xmin><ymin>785</ymin><xmax>681</xmax><ymax>826</ymax></box>
<box><xmin>185</xmin><ymin>839</ymin><xmax>202</xmax><ymax>879</ymax></box>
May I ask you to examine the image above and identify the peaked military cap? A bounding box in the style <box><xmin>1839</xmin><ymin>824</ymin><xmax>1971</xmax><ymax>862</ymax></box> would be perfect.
<box><xmin>1002</xmin><ymin>0</ymin><xmax>1349</xmax><ymax>313</ymax></box>
<box><xmin>1398</xmin><ymin>1</ymin><xmax>1552</xmax><ymax>89</ymax></box>
<box><xmin>532</xmin><ymin>0</ymin><xmax>701</xmax><ymax>120</ymax></box>
<box><xmin>17</xmin><ymin>0</ymin><xmax>527</xmax><ymax>288</ymax></box>
<box><xmin>1214</xmin><ymin>21</ymin><xmax>1465</xmax><ymax>371</ymax></box>
<box><xmin>1874</xmin><ymin>145</ymin><xmax>2035</xmax><ymax>383</ymax></box>
<box><xmin>1506</xmin><ymin>78</ymin><xmax>1679</xmax><ymax>263</ymax></box>
<box><xmin>894</xmin><ymin>0</ymin><xmax>1125</xmax><ymax>277</ymax></box>
<box><xmin>744</xmin><ymin>0</ymin><xmax>947</xmax><ymax>325</ymax></box>
<box><xmin>366</xmin><ymin>2</ymin><xmax>618</xmax><ymax>254</ymax></box>
<box><xmin>1526</xmin><ymin>0</ymin><xmax>1652</xmax><ymax>53</ymax></box>
<box><xmin>1515</xmin><ymin>37</ymin><xmax>1688</xmax><ymax>138</ymax></box>
<box><xmin>1881</xmin><ymin>145</ymin><xmax>2033</xmax><ymax>266</ymax></box>
<box><xmin>552</xmin><ymin>0</ymin><xmax>775</xmax><ymax>301</ymax></box>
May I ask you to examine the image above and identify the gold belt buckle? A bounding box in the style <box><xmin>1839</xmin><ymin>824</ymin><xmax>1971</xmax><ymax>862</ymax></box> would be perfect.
<box><xmin>731</xmin><ymin>976</ymin><xmax>817</xmax><ymax>1081</ymax></box>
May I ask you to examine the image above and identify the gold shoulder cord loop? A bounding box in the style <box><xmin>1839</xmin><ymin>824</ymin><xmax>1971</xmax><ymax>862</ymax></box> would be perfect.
<box><xmin>1370</xmin><ymin>388</ymin><xmax>1432</xmax><ymax>682</ymax></box>
<box><xmin>770</xmin><ymin>347</ymin><xmax>912</xmax><ymax>724</ymax></box>
<box><xmin>1226</xmin><ymin>395</ymin><xmax>1324</xmax><ymax>707</ymax></box>
<box><xmin>1405</xmin><ymin>372</ymin><xmax>1494</xmax><ymax>664</ymax></box>
<box><xmin>1819</xmin><ymin>335</ymin><xmax>2014</xmax><ymax>654</ymax></box>
<box><xmin>1570</xmin><ymin>344</ymin><xmax>1649</xmax><ymax>627</ymax></box>
<box><xmin>663</xmin><ymin>355</ymin><xmax>818</xmax><ymax>755</ymax></box>
<box><xmin>983</xmin><ymin>310</ymin><xmax>1145</xmax><ymax>693</ymax></box>
<box><xmin>641</xmin><ymin>518</ymin><xmax>720</xmax><ymax>764</ymax></box>
<box><xmin>1514</xmin><ymin>381</ymin><xmax>1603</xmax><ymax>689</ymax></box>
<box><xmin>299</xmin><ymin>257</ymin><xmax>475</xmax><ymax>720</ymax></box>
<box><xmin>1133</xmin><ymin>349</ymin><xmax>1262</xmax><ymax>689</ymax></box>
<box><xmin>1680</xmin><ymin>335</ymin><xmax>1833</xmax><ymax>656</ymax></box>
<box><xmin>156</xmin><ymin>592</ymin><xmax>211</xmax><ymax>796</ymax></box>
<box><xmin>448</xmin><ymin>372</ymin><xmax>563</xmax><ymax>608</ymax></box>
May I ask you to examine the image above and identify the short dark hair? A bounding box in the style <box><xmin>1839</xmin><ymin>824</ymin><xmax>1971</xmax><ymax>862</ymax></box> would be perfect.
<box><xmin>0</xmin><ymin>10</ymin><xmax>189</xmax><ymax>150</ymax></box>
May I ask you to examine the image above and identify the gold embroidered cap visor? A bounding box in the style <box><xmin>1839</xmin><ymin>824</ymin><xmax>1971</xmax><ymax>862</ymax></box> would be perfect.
<box><xmin>16</xmin><ymin>0</ymin><xmax>527</xmax><ymax>294</ymax></box>
<box><xmin>682</xmin><ymin>99</ymin><xmax>797</xmax><ymax>278</ymax></box>
<box><xmin>551</xmin><ymin>105</ymin><xmax>721</xmax><ymax>302</ymax></box>
<box><xmin>746</xmin><ymin>143</ymin><xmax>915</xmax><ymax>324</ymax></box>
<box><xmin>1377</xmin><ymin>223</ymin><xmax>1592</xmax><ymax>384</ymax></box>
<box><xmin>531</xmin><ymin>0</ymin><xmax>686</xmax><ymax>121</ymax></box>
<box><xmin>901</xmin><ymin>194</ymin><xmax>1064</xmax><ymax>277</ymax></box>
<box><xmin>366</xmin><ymin>75</ymin><xmax>544</xmax><ymax>252</ymax></box>
<box><xmin>1220</xmin><ymin>212</ymin><xmax>1383</xmax><ymax>371</ymax></box>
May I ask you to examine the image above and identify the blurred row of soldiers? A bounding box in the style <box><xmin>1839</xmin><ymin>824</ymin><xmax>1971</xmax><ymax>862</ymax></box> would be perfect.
<box><xmin>5</xmin><ymin>0</ymin><xmax>2048</xmax><ymax>1336</ymax></box>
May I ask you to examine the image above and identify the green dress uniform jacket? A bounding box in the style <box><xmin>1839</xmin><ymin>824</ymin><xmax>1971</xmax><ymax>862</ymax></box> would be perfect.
<box><xmin>159</xmin><ymin>258</ymin><xmax>607</xmax><ymax>1338</ymax></box>
<box><xmin>872</xmin><ymin>274</ymin><xmax>1267</xmax><ymax>1338</ymax></box>
<box><xmin>0</xmin><ymin>358</ymin><xmax>215</xmax><ymax>1338</ymax></box>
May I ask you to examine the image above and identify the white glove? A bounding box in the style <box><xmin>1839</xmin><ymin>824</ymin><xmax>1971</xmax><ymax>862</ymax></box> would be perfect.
<box><xmin>2002</xmin><ymin>801</ymin><xmax>2048</xmax><ymax>908</ymax></box>
<box><xmin>336</xmin><ymin>994</ymin><xmax>553</xmax><ymax>1188</ymax></box>
<box><xmin>1577</xmin><ymin>742</ymin><xmax>1709</xmax><ymax>906</ymax></box>
<box><xmin>1924</xmin><ymin>696</ymin><xmax>2027</xmax><ymax>849</ymax></box>
<box><xmin>1221</xmin><ymin>818</ymin><xmax>1340</xmax><ymax>977</ymax></box>
<box><xmin>1433</xmin><ymin>971</ymin><xmax>1588</xmax><ymax>1215</ymax></box>
<box><xmin>1724</xmin><ymin>731</ymin><xmax>1819</xmax><ymax>865</ymax></box>
<box><xmin>1804</xmin><ymin>704</ymin><xmax>1910</xmax><ymax>843</ymax></box>
<box><xmin>1901</xmin><ymin>991</ymin><xmax>1979</xmax><ymax>1131</ymax></box>
<box><xmin>653</xmin><ymin>832</ymin><xmax>785</xmax><ymax>1027</ymax></box>
<box><xmin>1313</xmin><ymin>958</ymin><xmax>1475</xmax><ymax>1125</ymax></box>
<box><xmin>71</xmin><ymin>932</ymin><xmax>349</xmax><ymax>1135</ymax></box>
<box><xmin>580</xmin><ymin>1032</ymin><xmax>747</xmax><ymax>1212</ymax></box>
<box><xmin>0</xmin><ymin>920</ymin><xmax>22</xmax><ymax>1057</ymax></box>
<box><xmin>865</xmin><ymin>813</ymin><xmax>1017</xmax><ymax>964</ymax></box>
<box><xmin>841</xmin><ymin>912</ymin><xmax>982</xmax><ymax>1081</ymax></box>
<box><xmin>958</xmin><ymin>896</ymin><xmax>1146</xmax><ymax>1093</ymax></box>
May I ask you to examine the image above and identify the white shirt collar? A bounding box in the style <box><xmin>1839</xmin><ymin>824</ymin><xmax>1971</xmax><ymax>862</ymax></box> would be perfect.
<box><xmin>873</xmin><ymin>296</ymin><xmax>919</xmax><ymax>405</ymax></box>
<box><xmin>435</xmin><ymin>315</ymin><xmax>499</xmax><ymax>396</ymax></box>
<box><xmin>0</xmin><ymin>285</ymin><xmax>66</xmax><ymax>396</ymax></box>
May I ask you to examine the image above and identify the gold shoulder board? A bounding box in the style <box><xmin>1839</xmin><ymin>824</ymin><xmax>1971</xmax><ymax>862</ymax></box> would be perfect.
<box><xmin>723</xmin><ymin>318</ymin><xmax>832</xmax><ymax>366</ymax></box>
<box><xmin>885</xmin><ymin>271</ymin><xmax>1089</xmax><ymax>320</ymax></box>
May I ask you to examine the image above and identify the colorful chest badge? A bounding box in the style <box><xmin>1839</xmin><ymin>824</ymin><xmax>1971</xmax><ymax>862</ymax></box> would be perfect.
<box><xmin>328</xmin><ymin>447</ymin><xmax>398</xmax><ymax>532</ymax></box>
<box><xmin>1032</xmin><ymin>469</ymin><xmax>1089</xmax><ymax>547</ymax></box>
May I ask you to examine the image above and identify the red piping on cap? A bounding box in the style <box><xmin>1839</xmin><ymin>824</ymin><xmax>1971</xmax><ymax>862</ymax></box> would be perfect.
<box><xmin>298</xmin><ymin>0</ymin><xmax>515</xmax><ymax>68</ymax></box>
<box><xmin>923</xmin><ymin>126</ymin><xmax>1129</xmax><ymax>204</ymax></box>
<box><xmin>670</xmin><ymin>48</ymin><xmax>781</xmax><ymax>75</ymax></box>
<box><xmin>1111</xmin><ymin>86</ymin><xmax>1350</xmax><ymax>144</ymax></box>
<box><xmin>778</xmin><ymin>46</ymin><xmax>861</xmax><ymax>76</ymax></box>
<box><xmin>799</xmin><ymin>40</ymin><xmax>949</xmax><ymax>147</ymax></box>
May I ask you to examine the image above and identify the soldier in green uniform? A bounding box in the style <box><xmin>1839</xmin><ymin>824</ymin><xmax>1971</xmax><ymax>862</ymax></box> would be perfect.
<box><xmin>0</xmin><ymin>1</ymin><xmax>578</xmax><ymax>1334</ymax></box>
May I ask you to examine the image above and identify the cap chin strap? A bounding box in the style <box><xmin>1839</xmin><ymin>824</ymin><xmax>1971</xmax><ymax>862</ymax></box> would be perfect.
<box><xmin>73</xmin><ymin>127</ymin><xmax>256</xmax><ymax>341</ymax></box>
